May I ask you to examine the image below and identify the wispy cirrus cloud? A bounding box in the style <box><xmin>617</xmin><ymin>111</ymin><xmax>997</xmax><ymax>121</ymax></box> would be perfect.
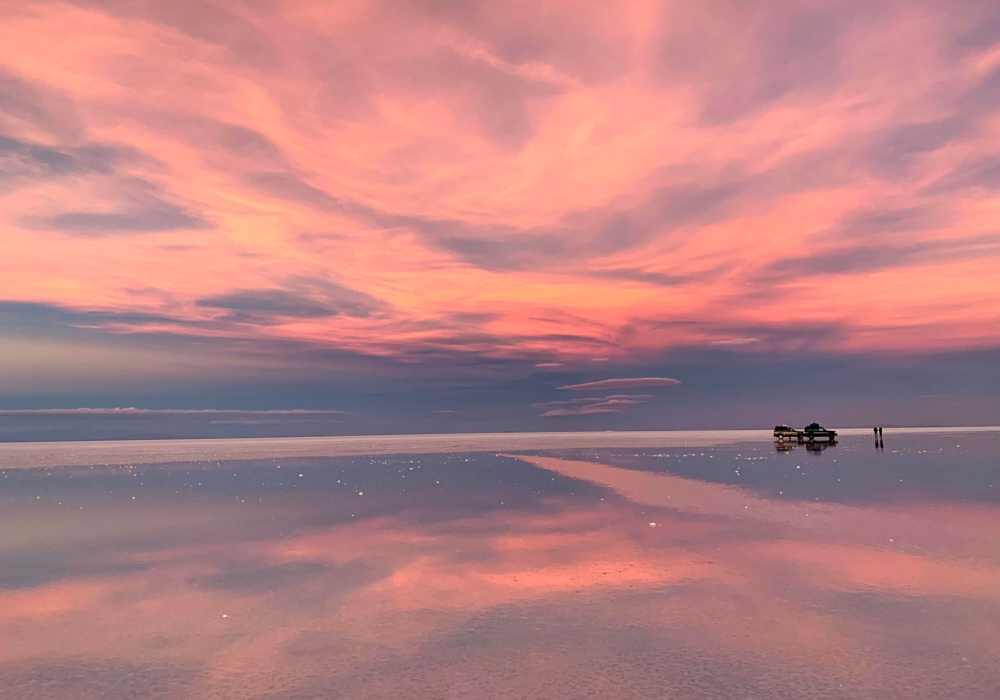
<box><xmin>539</xmin><ymin>406</ymin><xmax>618</xmax><ymax>417</ymax></box>
<box><xmin>535</xmin><ymin>394</ymin><xmax>654</xmax><ymax>417</ymax></box>
<box><xmin>558</xmin><ymin>378</ymin><xmax>681</xmax><ymax>391</ymax></box>
<box><xmin>0</xmin><ymin>0</ymin><xmax>998</xmax><ymax>398</ymax></box>
<box><xmin>710</xmin><ymin>338</ymin><xmax>761</xmax><ymax>347</ymax></box>
<box><xmin>196</xmin><ymin>278</ymin><xmax>389</xmax><ymax>323</ymax></box>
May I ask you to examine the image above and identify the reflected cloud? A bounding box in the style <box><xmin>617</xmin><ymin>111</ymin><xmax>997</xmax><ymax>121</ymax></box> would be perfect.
<box><xmin>508</xmin><ymin>454</ymin><xmax>1000</xmax><ymax>562</ymax></box>
<box><xmin>2</xmin><ymin>444</ymin><xmax>1000</xmax><ymax>698</ymax></box>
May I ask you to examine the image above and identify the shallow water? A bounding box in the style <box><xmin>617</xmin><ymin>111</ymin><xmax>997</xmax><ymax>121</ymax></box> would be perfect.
<box><xmin>2</xmin><ymin>430</ymin><xmax>999</xmax><ymax>699</ymax></box>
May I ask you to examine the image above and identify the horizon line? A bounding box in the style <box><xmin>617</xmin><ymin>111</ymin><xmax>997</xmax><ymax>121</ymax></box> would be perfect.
<box><xmin>1</xmin><ymin>426</ymin><xmax>996</xmax><ymax>471</ymax></box>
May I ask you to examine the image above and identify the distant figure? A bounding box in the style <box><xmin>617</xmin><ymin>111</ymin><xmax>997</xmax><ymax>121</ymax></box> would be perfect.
<box><xmin>879</xmin><ymin>427</ymin><xmax>883</xmax><ymax>438</ymax></box>
<box><xmin>874</xmin><ymin>427</ymin><xmax>878</xmax><ymax>437</ymax></box>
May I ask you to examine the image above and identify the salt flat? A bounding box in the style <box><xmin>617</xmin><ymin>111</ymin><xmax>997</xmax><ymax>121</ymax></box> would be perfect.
<box><xmin>4</xmin><ymin>430</ymin><xmax>1000</xmax><ymax>700</ymax></box>
<box><xmin>0</xmin><ymin>426</ymin><xmax>995</xmax><ymax>469</ymax></box>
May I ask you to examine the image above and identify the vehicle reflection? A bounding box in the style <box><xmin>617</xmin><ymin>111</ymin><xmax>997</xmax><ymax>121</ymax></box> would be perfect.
<box><xmin>774</xmin><ymin>439</ymin><xmax>838</xmax><ymax>453</ymax></box>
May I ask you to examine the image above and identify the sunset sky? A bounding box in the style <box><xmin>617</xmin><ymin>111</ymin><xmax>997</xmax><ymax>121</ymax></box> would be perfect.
<box><xmin>1</xmin><ymin>1</ymin><xmax>998</xmax><ymax>429</ymax></box>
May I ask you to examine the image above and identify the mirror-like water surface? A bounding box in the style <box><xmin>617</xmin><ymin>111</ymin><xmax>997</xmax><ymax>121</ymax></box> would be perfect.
<box><xmin>2</xmin><ymin>430</ymin><xmax>998</xmax><ymax>699</ymax></box>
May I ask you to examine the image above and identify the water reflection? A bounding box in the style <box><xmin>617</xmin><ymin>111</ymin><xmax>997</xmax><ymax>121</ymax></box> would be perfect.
<box><xmin>2</xmin><ymin>432</ymin><xmax>999</xmax><ymax>699</ymax></box>
<box><xmin>774</xmin><ymin>438</ymin><xmax>838</xmax><ymax>453</ymax></box>
<box><xmin>541</xmin><ymin>431</ymin><xmax>1000</xmax><ymax>507</ymax></box>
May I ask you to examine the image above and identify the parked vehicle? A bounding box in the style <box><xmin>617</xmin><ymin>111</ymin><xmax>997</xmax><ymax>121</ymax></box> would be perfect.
<box><xmin>773</xmin><ymin>423</ymin><xmax>838</xmax><ymax>442</ymax></box>
<box><xmin>801</xmin><ymin>422</ymin><xmax>837</xmax><ymax>441</ymax></box>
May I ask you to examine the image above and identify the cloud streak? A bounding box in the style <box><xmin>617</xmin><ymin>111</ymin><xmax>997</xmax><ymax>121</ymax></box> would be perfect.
<box><xmin>0</xmin><ymin>0</ymin><xmax>998</xmax><ymax>395</ymax></box>
<box><xmin>557</xmin><ymin>378</ymin><xmax>681</xmax><ymax>391</ymax></box>
<box><xmin>535</xmin><ymin>394</ymin><xmax>654</xmax><ymax>417</ymax></box>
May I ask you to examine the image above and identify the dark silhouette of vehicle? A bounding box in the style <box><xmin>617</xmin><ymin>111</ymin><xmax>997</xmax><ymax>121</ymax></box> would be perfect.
<box><xmin>801</xmin><ymin>422</ymin><xmax>837</xmax><ymax>441</ymax></box>
<box><xmin>773</xmin><ymin>423</ymin><xmax>838</xmax><ymax>442</ymax></box>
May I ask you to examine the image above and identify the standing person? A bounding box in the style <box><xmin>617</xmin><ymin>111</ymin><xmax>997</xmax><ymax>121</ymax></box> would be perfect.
<box><xmin>874</xmin><ymin>427</ymin><xmax>879</xmax><ymax>439</ymax></box>
<box><xmin>878</xmin><ymin>427</ymin><xmax>883</xmax><ymax>439</ymax></box>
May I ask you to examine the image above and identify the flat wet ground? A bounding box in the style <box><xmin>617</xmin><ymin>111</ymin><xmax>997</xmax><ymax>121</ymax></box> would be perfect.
<box><xmin>1</xmin><ymin>430</ymin><xmax>998</xmax><ymax>699</ymax></box>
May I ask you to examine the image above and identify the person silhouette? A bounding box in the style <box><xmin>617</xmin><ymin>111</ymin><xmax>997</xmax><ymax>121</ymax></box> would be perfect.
<box><xmin>878</xmin><ymin>427</ymin><xmax>883</xmax><ymax>439</ymax></box>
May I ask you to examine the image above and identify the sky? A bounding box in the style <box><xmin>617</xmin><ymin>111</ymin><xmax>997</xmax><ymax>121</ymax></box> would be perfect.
<box><xmin>1</xmin><ymin>0</ymin><xmax>998</xmax><ymax>431</ymax></box>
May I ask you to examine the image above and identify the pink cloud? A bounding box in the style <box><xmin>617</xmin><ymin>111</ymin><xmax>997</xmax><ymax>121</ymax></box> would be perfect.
<box><xmin>710</xmin><ymin>338</ymin><xmax>760</xmax><ymax>346</ymax></box>
<box><xmin>535</xmin><ymin>393</ymin><xmax>655</xmax><ymax>417</ymax></box>
<box><xmin>540</xmin><ymin>405</ymin><xmax>623</xmax><ymax>417</ymax></box>
<box><xmin>0</xmin><ymin>0</ymin><xmax>997</xmax><ymax>383</ymax></box>
<box><xmin>533</xmin><ymin>394</ymin><xmax>653</xmax><ymax>408</ymax></box>
<box><xmin>557</xmin><ymin>378</ymin><xmax>681</xmax><ymax>391</ymax></box>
